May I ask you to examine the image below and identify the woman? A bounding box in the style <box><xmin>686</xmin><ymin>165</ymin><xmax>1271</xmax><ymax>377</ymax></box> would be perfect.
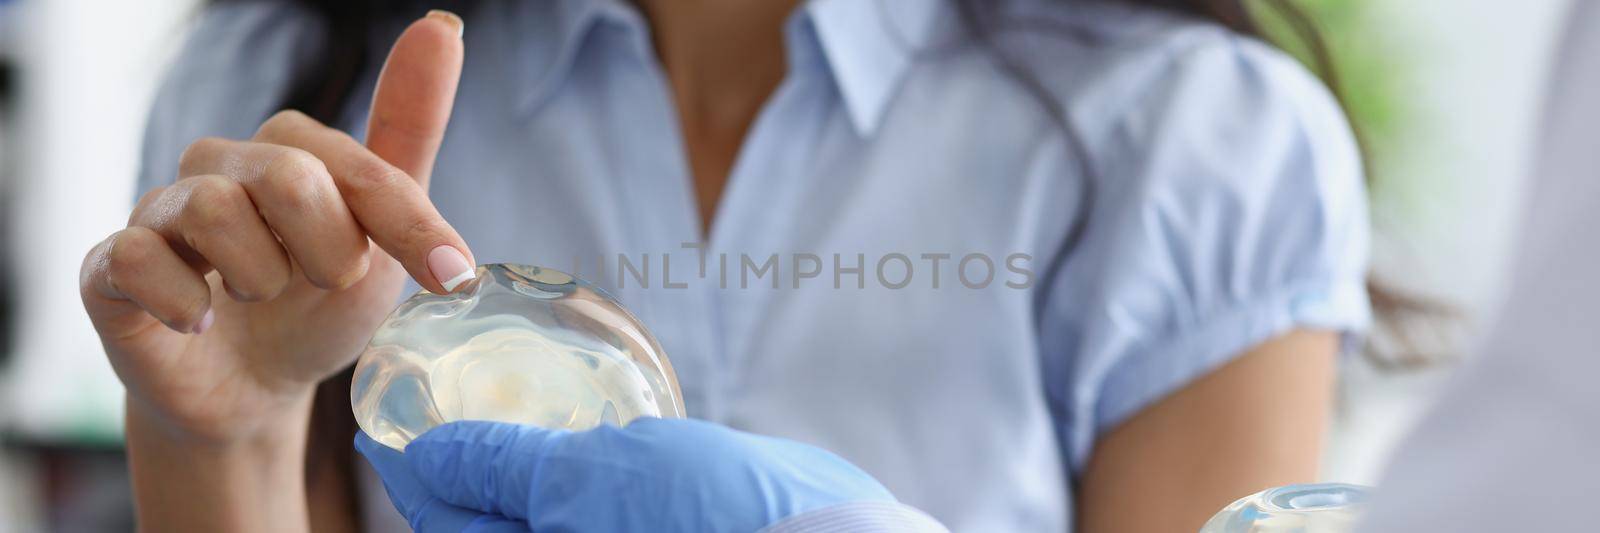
<box><xmin>81</xmin><ymin>0</ymin><xmax>1369</xmax><ymax>530</ymax></box>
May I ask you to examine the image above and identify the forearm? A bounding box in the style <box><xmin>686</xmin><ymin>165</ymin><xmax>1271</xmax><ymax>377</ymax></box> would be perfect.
<box><xmin>125</xmin><ymin>393</ymin><xmax>315</xmax><ymax>532</ymax></box>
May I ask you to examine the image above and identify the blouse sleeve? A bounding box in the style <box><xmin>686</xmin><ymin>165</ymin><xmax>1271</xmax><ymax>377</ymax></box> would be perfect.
<box><xmin>1040</xmin><ymin>32</ymin><xmax>1372</xmax><ymax>474</ymax></box>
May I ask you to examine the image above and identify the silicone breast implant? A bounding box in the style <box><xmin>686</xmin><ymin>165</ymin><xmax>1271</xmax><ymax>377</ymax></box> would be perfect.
<box><xmin>352</xmin><ymin>264</ymin><xmax>685</xmax><ymax>450</ymax></box>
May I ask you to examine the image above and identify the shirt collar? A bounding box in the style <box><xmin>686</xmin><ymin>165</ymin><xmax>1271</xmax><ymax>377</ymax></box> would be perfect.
<box><xmin>806</xmin><ymin>0</ymin><xmax>949</xmax><ymax>136</ymax></box>
<box><xmin>505</xmin><ymin>0</ymin><xmax>626</xmax><ymax>114</ymax></box>
<box><xmin>510</xmin><ymin>0</ymin><xmax>950</xmax><ymax>136</ymax></box>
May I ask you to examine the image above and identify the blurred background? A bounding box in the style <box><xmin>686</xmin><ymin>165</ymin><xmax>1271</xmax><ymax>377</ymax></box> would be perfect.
<box><xmin>0</xmin><ymin>0</ymin><xmax>1575</xmax><ymax>530</ymax></box>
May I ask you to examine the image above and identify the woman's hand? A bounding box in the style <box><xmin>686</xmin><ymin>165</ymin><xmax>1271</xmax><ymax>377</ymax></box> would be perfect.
<box><xmin>356</xmin><ymin>419</ymin><xmax>946</xmax><ymax>532</ymax></box>
<box><xmin>78</xmin><ymin>11</ymin><xmax>466</xmax><ymax>531</ymax></box>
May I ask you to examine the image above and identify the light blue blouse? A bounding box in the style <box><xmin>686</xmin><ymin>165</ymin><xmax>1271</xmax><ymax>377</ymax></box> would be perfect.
<box><xmin>140</xmin><ymin>0</ymin><xmax>1370</xmax><ymax>530</ymax></box>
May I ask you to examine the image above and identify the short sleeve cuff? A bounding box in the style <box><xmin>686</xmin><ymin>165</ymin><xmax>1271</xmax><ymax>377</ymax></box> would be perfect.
<box><xmin>760</xmin><ymin>501</ymin><xmax>949</xmax><ymax>533</ymax></box>
<box><xmin>1076</xmin><ymin>277</ymin><xmax>1370</xmax><ymax>469</ymax></box>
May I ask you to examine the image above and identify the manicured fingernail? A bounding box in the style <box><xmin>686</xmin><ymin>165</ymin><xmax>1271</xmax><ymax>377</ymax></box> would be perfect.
<box><xmin>428</xmin><ymin>245</ymin><xmax>475</xmax><ymax>293</ymax></box>
<box><xmin>192</xmin><ymin>310</ymin><xmax>214</xmax><ymax>335</ymax></box>
<box><xmin>427</xmin><ymin>9</ymin><xmax>464</xmax><ymax>38</ymax></box>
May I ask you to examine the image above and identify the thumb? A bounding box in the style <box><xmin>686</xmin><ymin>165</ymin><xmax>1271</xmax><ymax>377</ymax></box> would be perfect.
<box><xmin>366</xmin><ymin>10</ymin><xmax>465</xmax><ymax>189</ymax></box>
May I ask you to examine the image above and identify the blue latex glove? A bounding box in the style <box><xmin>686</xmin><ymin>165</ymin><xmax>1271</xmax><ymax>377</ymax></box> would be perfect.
<box><xmin>355</xmin><ymin>418</ymin><xmax>899</xmax><ymax>532</ymax></box>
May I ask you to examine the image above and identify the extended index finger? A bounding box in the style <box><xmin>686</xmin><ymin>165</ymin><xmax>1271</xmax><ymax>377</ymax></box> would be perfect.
<box><xmin>252</xmin><ymin>11</ymin><xmax>473</xmax><ymax>293</ymax></box>
<box><xmin>253</xmin><ymin>110</ymin><xmax>472</xmax><ymax>294</ymax></box>
<box><xmin>366</xmin><ymin>10</ymin><xmax>464</xmax><ymax>188</ymax></box>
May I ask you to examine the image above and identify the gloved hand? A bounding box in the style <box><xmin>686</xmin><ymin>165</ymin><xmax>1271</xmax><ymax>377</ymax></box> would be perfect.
<box><xmin>355</xmin><ymin>418</ymin><xmax>910</xmax><ymax>532</ymax></box>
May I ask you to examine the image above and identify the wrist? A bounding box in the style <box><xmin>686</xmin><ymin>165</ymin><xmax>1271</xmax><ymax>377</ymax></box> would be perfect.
<box><xmin>125</xmin><ymin>393</ymin><xmax>316</xmax><ymax>532</ymax></box>
<box><xmin>126</xmin><ymin>373</ymin><xmax>320</xmax><ymax>444</ymax></box>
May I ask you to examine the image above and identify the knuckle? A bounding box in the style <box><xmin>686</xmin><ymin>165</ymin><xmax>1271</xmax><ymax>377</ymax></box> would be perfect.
<box><xmin>265</xmin><ymin>109</ymin><xmax>309</xmax><ymax>128</ymax></box>
<box><xmin>129</xmin><ymin>186</ymin><xmax>168</xmax><ymax>225</ymax></box>
<box><xmin>250</xmin><ymin>259</ymin><xmax>295</xmax><ymax>300</ymax></box>
<box><xmin>169</xmin><ymin>294</ymin><xmax>210</xmax><ymax>327</ymax></box>
<box><xmin>102</xmin><ymin>229</ymin><xmax>164</xmax><ymax>297</ymax></box>
<box><xmin>180</xmin><ymin>176</ymin><xmax>247</xmax><ymax>229</ymax></box>
<box><xmin>227</xmin><ymin>282</ymin><xmax>271</xmax><ymax>303</ymax></box>
<box><xmin>401</xmin><ymin>216</ymin><xmax>449</xmax><ymax>251</ymax></box>
<box><xmin>344</xmin><ymin>160</ymin><xmax>409</xmax><ymax>197</ymax></box>
<box><xmin>225</xmin><ymin>262</ymin><xmax>291</xmax><ymax>303</ymax></box>
<box><xmin>105</xmin><ymin>228</ymin><xmax>158</xmax><ymax>276</ymax></box>
<box><xmin>311</xmin><ymin>252</ymin><xmax>370</xmax><ymax>291</ymax></box>
<box><xmin>262</xmin><ymin>148</ymin><xmax>330</xmax><ymax>208</ymax></box>
<box><xmin>271</xmin><ymin>108</ymin><xmax>309</xmax><ymax>122</ymax></box>
<box><xmin>178</xmin><ymin>136</ymin><xmax>230</xmax><ymax>174</ymax></box>
<box><xmin>80</xmin><ymin>242</ymin><xmax>106</xmax><ymax>295</ymax></box>
<box><xmin>256</xmin><ymin>109</ymin><xmax>312</xmax><ymax>140</ymax></box>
